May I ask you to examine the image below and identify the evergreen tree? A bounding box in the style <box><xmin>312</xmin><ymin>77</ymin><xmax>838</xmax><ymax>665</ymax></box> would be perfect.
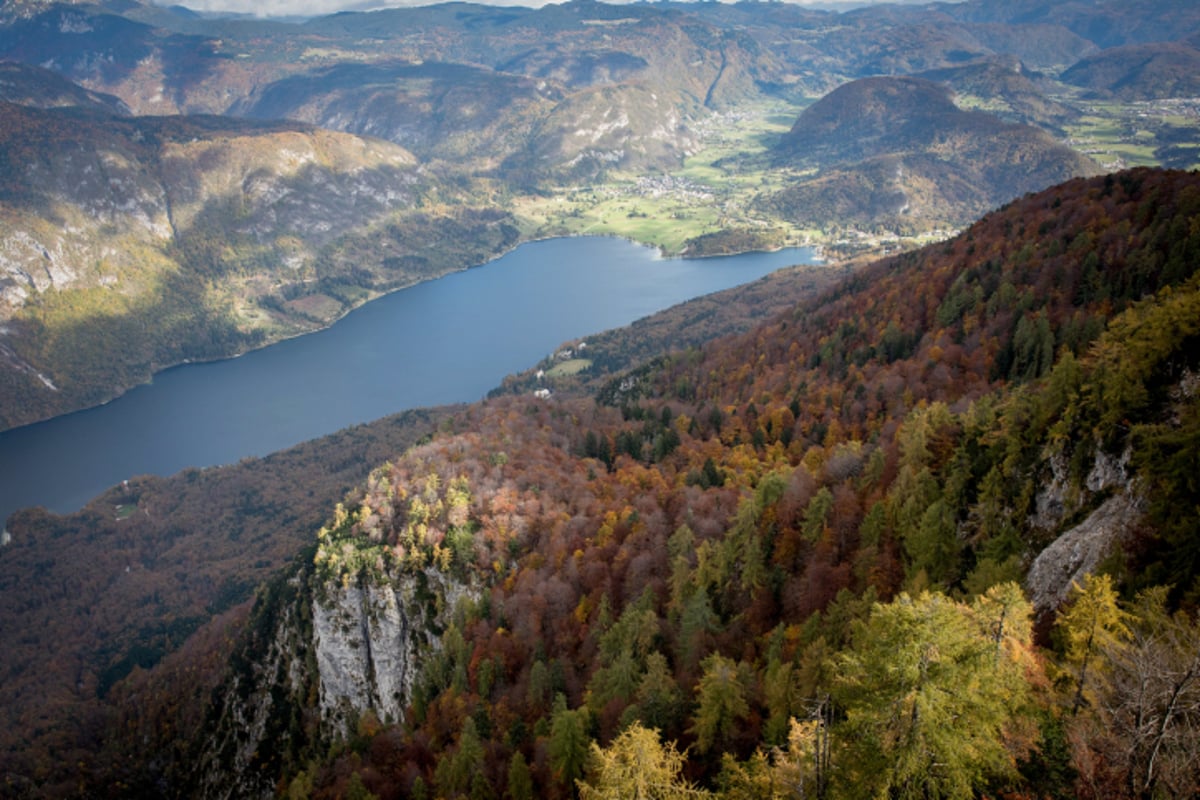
<box><xmin>549</xmin><ymin>694</ymin><xmax>592</xmax><ymax>796</ymax></box>
<box><xmin>690</xmin><ymin>654</ymin><xmax>751</xmax><ymax>754</ymax></box>
<box><xmin>1057</xmin><ymin>573</ymin><xmax>1131</xmax><ymax>716</ymax></box>
<box><xmin>507</xmin><ymin>751</ymin><xmax>534</xmax><ymax>800</ymax></box>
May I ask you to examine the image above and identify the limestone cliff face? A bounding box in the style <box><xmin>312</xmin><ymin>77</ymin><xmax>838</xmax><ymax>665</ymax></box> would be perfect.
<box><xmin>197</xmin><ymin>562</ymin><xmax>473</xmax><ymax>800</ymax></box>
<box><xmin>1026</xmin><ymin>493</ymin><xmax>1140</xmax><ymax>616</ymax></box>
<box><xmin>313</xmin><ymin>567</ymin><xmax>476</xmax><ymax>733</ymax></box>
<box><xmin>1025</xmin><ymin>447</ymin><xmax>1139</xmax><ymax>617</ymax></box>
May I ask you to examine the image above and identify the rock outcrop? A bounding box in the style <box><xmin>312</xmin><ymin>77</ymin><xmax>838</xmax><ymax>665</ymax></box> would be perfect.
<box><xmin>197</xmin><ymin>562</ymin><xmax>474</xmax><ymax>799</ymax></box>
<box><xmin>1026</xmin><ymin>492</ymin><xmax>1140</xmax><ymax>616</ymax></box>
<box><xmin>313</xmin><ymin>567</ymin><xmax>476</xmax><ymax>733</ymax></box>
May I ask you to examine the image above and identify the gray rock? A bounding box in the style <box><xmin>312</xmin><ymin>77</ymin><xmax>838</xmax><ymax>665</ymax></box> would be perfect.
<box><xmin>1026</xmin><ymin>493</ymin><xmax>1140</xmax><ymax>616</ymax></box>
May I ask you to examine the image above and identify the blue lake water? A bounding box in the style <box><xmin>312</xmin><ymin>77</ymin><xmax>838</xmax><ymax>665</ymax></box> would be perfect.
<box><xmin>0</xmin><ymin>236</ymin><xmax>817</xmax><ymax>524</ymax></box>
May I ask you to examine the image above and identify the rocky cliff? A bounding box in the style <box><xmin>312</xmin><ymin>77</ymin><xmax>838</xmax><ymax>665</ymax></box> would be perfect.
<box><xmin>1023</xmin><ymin>445</ymin><xmax>1138</xmax><ymax>616</ymax></box>
<box><xmin>197</xmin><ymin>558</ymin><xmax>475</xmax><ymax>799</ymax></box>
<box><xmin>312</xmin><ymin>567</ymin><xmax>477</xmax><ymax>733</ymax></box>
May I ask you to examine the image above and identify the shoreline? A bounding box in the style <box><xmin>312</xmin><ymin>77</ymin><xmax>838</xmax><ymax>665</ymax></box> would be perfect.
<box><xmin>1</xmin><ymin>233</ymin><xmax>830</xmax><ymax>437</ymax></box>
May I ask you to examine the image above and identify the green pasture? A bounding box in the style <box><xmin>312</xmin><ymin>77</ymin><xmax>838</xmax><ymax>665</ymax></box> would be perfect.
<box><xmin>1062</xmin><ymin>98</ymin><xmax>1200</xmax><ymax>170</ymax></box>
<box><xmin>546</xmin><ymin>358</ymin><xmax>592</xmax><ymax>378</ymax></box>
<box><xmin>515</xmin><ymin>101</ymin><xmax>809</xmax><ymax>254</ymax></box>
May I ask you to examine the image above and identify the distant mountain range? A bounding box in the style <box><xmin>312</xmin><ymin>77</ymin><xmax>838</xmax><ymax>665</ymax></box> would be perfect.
<box><xmin>763</xmin><ymin>76</ymin><xmax>1100</xmax><ymax>230</ymax></box>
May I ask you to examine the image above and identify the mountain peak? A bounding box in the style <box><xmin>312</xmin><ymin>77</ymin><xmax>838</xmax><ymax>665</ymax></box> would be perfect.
<box><xmin>778</xmin><ymin>76</ymin><xmax>962</xmax><ymax>160</ymax></box>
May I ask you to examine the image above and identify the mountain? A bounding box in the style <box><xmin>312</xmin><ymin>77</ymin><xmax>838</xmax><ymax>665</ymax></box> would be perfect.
<box><xmin>0</xmin><ymin>60</ymin><xmax>129</xmax><ymax>112</ymax></box>
<box><xmin>775</xmin><ymin>76</ymin><xmax>966</xmax><ymax>165</ymax></box>
<box><xmin>763</xmin><ymin>76</ymin><xmax>1100</xmax><ymax>230</ymax></box>
<box><xmin>3</xmin><ymin>0</ymin><xmax>1195</xmax><ymax>141</ymax></box>
<box><xmin>916</xmin><ymin>57</ymin><xmax>1079</xmax><ymax>130</ymax></box>
<box><xmin>0</xmin><ymin>1</ymin><xmax>233</xmax><ymax>115</ymax></box>
<box><xmin>813</xmin><ymin>8</ymin><xmax>994</xmax><ymax>77</ymax></box>
<box><xmin>0</xmin><ymin>102</ymin><xmax>525</xmax><ymax>430</ymax></box>
<box><xmin>224</xmin><ymin>3</ymin><xmax>774</xmax><ymax>179</ymax></box>
<box><xmin>942</xmin><ymin>0</ymin><xmax>1200</xmax><ymax>48</ymax></box>
<box><xmin>230</xmin><ymin>60</ymin><xmax>561</xmax><ymax>167</ymax></box>
<box><xmin>1061</xmin><ymin>41</ymin><xmax>1200</xmax><ymax>100</ymax></box>
<box><xmin>0</xmin><ymin>0</ymin><xmax>777</xmax><ymax>164</ymax></box>
<box><xmin>951</xmin><ymin>21</ymin><xmax>1096</xmax><ymax>70</ymax></box>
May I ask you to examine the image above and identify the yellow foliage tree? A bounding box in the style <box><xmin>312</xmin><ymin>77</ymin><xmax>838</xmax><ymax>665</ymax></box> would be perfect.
<box><xmin>578</xmin><ymin>723</ymin><xmax>711</xmax><ymax>800</ymax></box>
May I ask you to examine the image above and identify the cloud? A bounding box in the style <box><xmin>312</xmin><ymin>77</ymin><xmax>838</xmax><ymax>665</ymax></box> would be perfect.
<box><xmin>164</xmin><ymin>0</ymin><xmax>559</xmax><ymax>16</ymax></box>
<box><xmin>157</xmin><ymin>0</ymin><xmax>911</xmax><ymax>20</ymax></box>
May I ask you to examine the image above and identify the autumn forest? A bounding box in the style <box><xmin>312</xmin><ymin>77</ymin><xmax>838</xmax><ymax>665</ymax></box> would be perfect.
<box><xmin>40</xmin><ymin>168</ymin><xmax>1194</xmax><ymax>800</ymax></box>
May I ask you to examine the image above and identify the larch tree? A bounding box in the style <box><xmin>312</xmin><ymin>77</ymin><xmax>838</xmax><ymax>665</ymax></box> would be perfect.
<box><xmin>577</xmin><ymin>723</ymin><xmax>711</xmax><ymax>800</ymax></box>
<box><xmin>507</xmin><ymin>751</ymin><xmax>534</xmax><ymax>800</ymax></box>
<box><xmin>1057</xmin><ymin>573</ymin><xmax>1131</xmax><ymax>716</ymax></box>
<box><xmin>549</xmin><ymin>694</ymin><xmax>592</xmax><ymax>797</ymax></box>
<box><xmin>690</xmin><ymin>654</ymin><xmax>752</xmax><ymax>755</ymax></box>
<box><xmin>834</xmin><ymin>587</ymin><xmax>1039</xmax><ymax>799</ymax></box>
<box><xmin>720</xmin><ymin>714</ymin><xmax>831</xmax><ymax>800</ymax></box>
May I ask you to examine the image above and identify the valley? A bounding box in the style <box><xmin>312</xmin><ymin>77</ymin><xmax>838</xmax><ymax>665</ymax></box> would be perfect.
<box><xmin>1</xmin><ymin>1</ymin><xmax>1200</xmax><ymax>798</ymax></box>
<box><xmin>0</xmin><ymin>237</ymin><xmax>819</xmax><ymax>524</ymax></box>
<box><xmin>1</xmin><ymin>0</ymin><xmax>1198</xmax><ymax>434</ymax></box>
<box><xmin>510</xmin><ymin>101</ymin><xmax>813</xmax><ymax>254</ymax></box>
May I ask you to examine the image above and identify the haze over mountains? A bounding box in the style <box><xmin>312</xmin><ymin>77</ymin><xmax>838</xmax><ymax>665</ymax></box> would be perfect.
<box><xmin>2</xmin><ymin>1</ymin><xmax>1200</xmax><ymax>797</ymax></box>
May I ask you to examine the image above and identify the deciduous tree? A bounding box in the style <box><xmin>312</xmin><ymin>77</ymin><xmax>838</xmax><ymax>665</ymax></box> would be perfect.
<box><xmin>834</xmin><ymin>587</ymin><xmax>1038</xmax><ymax>799</ymax></box>
<box><xmin>578</xmin><ymin>723</ymin><xmax>711</xmax><ymax>800</ymax></box>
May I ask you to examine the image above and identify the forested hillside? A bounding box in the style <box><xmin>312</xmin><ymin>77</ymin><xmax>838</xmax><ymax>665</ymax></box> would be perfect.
<box><xmin>82</xmin><ymin>167</ymin><xmax>1200</xmax><ymax>799</ymax></box>
<box><xmin>765</xmin><ymin>76</ymin><xmax>1100</xmax><ymax>230</ymax></box>
<box><xmin>0</xmin><ymin>262</ymin><xmax>840</xmax><ymax>797</ymax></box>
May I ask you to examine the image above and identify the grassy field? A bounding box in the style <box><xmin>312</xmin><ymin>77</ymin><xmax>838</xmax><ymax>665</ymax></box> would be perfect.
<box><xmin>545</xmin><ymin>358</ymin><xmax>592</xmax><ymax>378</ymax></box>
<box><xmin>1061</xmin><ymin>97</ymin><xmax>1200</xmax><ymax>171</ymax></box>
<box><xmin>513</xmin><ymin>101</ymin><xmax>814</xmax><ymax>254</ymax></box>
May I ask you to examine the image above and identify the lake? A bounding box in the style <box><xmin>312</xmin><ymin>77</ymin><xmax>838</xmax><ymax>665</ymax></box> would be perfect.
<box><xmin>0</xmin><ymin>236</ymin><xmax>818</xmax><ymax>525</ymax></box>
